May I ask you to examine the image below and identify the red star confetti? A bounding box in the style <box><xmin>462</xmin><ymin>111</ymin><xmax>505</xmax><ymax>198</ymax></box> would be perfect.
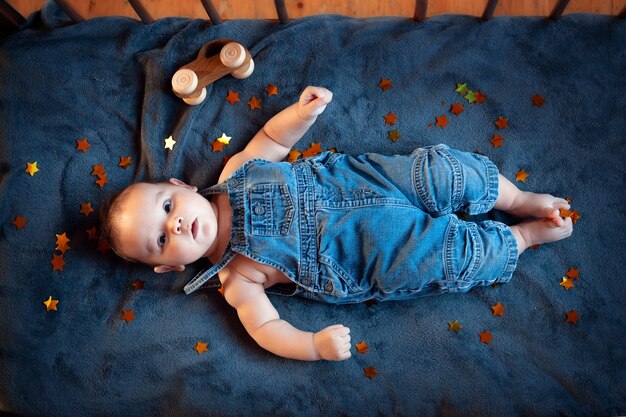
<box><xmin>121</xmin><ymin>310</ymin><xmax>136</xmax><ymax>324</ymax></box>
<box><xmin>76</xmin><ymin>137</ymin><xmax>91</xmax><ymax>153</ymax></box>
<box><xmin>435</xmin><ymin>114</ymin><xmax>449</xmax><ymax>129</ymax></box>
<box><xmin>490</xmin><ymin>134</ymin><xmax>504</xmax><ymax>148</ymax></box>
<box><xmin>12</xmin><ymin>215</ymin><xmax>27</xmax><ymax>230</ymax></box>
<box><xmin>51</xmin><ymin>254</ymin><xmax>65</xmax><ymax>271</ymax></box>
<box><xmin>55</xmin><ymin>233</ymin><xmax>71</xmax><ymax>253</ymax></box>
<box><xmin>532</xmin><ymin>94</ymin><xmax>545</xmax><ymax>107</ymax></box>
<box><xmin>43</xmin><ymin>296</ymin><xmax>59</xmax><ymax>311</ymax></box>
<box><xmin>387</xmin><ymin>129</ymin><xmax>401</xmax><ymax>143</ymax></box>
<box><xmin>450</xmin><ymin>102</ymin><xmax>464</xmax><ymax>116</ymax></box>
<box><xmin>194</xmin><ymin>341</ymin><xmax>209</xmax><ymax>355</ymax></box>
<box><xmin>565</xmin><ymin>267</ymin><xmax>580</xmax><ymax>280</ymax></box>
<box><xmin>118</xmin><ymin>156</ymin><xmax>132</xmax><ymax>169</ymax></box>
<box><xmin>80</xmin><ymin>202</ymin><xmax>94</xmax><ymax>217</ymax></box>
<box><xmin>494</xmin><ymin>116</ymin><xmax>509</xmax><ymax>130</ymax></box>
<box><xmin>364</xmin><ymin>367</ymin><xmax>378</xmax><ymax>379</ymax></box>
<box><xmin>210</xmin><ymin>140</ymin><xmax>225</xmax><ymax>153</ymax></box>
<box><xmin>225</xmin><ymin>90</ymin><xmax>240</xmax><ymax>105</ymax></box>
<box><xmin>491</xmin><ymin>302</ymin><xmax>505</xmax><ymax>317</ymax></box>
<box><xmin>25</xmin><ymin>162</ymin><xmax>39</xmax><ymax>176</ymax></box>
<box><xmin>560</xmin><ymin>277</ymin><xmax>575</xmax><ymax>290</ymax></box>
<box><xmin>164</xmin><ymin>135</ymin><xmax>176</xmax><ymax>150</ymax></box>
<box><xmin>565</xmin><ymin>310</ymin><xmax>581</xmax><ymax>324</ymax></box>
<box><xmin>515</xmin><ymin>169</ymin><xmax>529</xmax><ymax>182</ymax></box>
<box><xmin>131</xmin><ymin>279</ymin><xmax>145</xmax><ymax>290</ymax></box>
<box><xmin>265</xmin><ymin>83</ymin><xmax>278</xmax><ymax>96</ymax></box>
<box><xmin>247</xmin><ymin>96</ymin><xmax>261</xmax><ymax>110</ymax></box>
<box><xmin>378</xmin><ymin>78</ymin><xmax>392</xmax><ymax>92</ymax></box>
<box><xmin>448</xmin><ymin>320</ymin><xmax>463</xmax><ymax>333</ymax></box>
<box><xmin>383</xmin><ymin>112</ymin><xmax>398</xmax><ymax>125</ymax></box>
<box><xmin>479</xmin><ymin>330</ymin><xmax>493</xmax><ymax>344</ymax></box>
<box><xmin>474</xmin><ymin>91</ymin><xmax>487</xmax><ymax>104</ymax></box>
<box><xmin>356</xmin><ymin>341</ymin><xmax>369</xmax><ymax>354</ymax></box>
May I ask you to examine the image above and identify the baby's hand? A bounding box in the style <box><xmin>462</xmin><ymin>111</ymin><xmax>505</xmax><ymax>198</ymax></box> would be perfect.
<box><xmin>313</xmin><ymin>324</ymin><xmax>351</xmax><ymax>361</ymax></box>
<box><xmin>297</xmin><ymin>86</ymin><xmax>333</xmax><ymax>121</ymax></box>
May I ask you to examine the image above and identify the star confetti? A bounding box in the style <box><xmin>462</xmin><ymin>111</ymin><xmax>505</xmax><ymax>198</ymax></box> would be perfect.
<box><xmin>76</xmin><ymin>137</ymin><xmax>91</xmax><ymax>153</ymax></box>
<box><xmin>55</xmin><ymin>233</ymin><xmax>71</xmax><ymax>253</ymax></box>
<box><xmin>515</xmin><ymin>169</ymin><xmax>529</xmax><ymax>182</ymax></box>
<box><xmin>474</xmin><ymin>91</ymin><xmax>487</xmax><ymax>104</ymax></box>
<box><xmin>383</xmin><ymin>112</ymin><xmax>398</xmax><ymax>125</ymax></box>
<box><xmin>491</xmin><ymin>302</ymin><xmax>505</xmax><ymax>317</ymax></box>
<box><xmin>25</xmin><ymin>162</ymin><xmax>39</xmax><ymax>176</ymax></box>
<box><xmin>131</xmin><ymin>279</ymin><xmax>145</xmax><ymax>290</ymax></box>
<box><xmin>301</xmin><ymin>142</ymin><xmax>323</xmax><ymax>158</ymax></box>
<box><xmin>121</xmin><ymin>310</ymin><xmax>136</xmax><ymax>324</ymax></box>
<box><xmin>164</xmin><ymin>135</ymin><xmax>176</xmax><ymax>150</ymax></box>
<box><xmin>80</xmin><ymin>202</ymin><xmax>94</xmax><ymax>217</ymax></box>
<box><xmin>51</xmin><ymin>254</ymin><xmax>65</xmax><ymax>271</ymax></box>
<box><xmin>448</xmin><ymin>320</ymin><xmax>463</xmax><ymax>333</ymax></box>
<box><xmin>565</xmin><ymin>267</ymin><xmax>580</xmax><ymax>280</ymax></box>
<box><xmin>216</xmin><ymin>133</ymin><xmax>232</xmax><ymax>145</ymax></box>
<box><xmin>494</xmin><ymin>116</ymin><xmax>509</xmax><ymax>130</ymax></box>
<box><xmin>91</xmin><ymin>163</ymin><xmax>108</xmax><ymax>188</ymax></box>
<box><xmin>378</xmin><ymin>78</ymin><xmax>392</xmax><ymax>92</ymax></box>
<box><xmin>118</xmin><ymin>156</ymin><xmax>132</xmax><ymax>169</ymax></box>
<box><xmin>387</xmin><ymin>129</ymin><xmax>401</xmax><ymax>143</ymax></box>
<box><xmin>194</xmin><ymin>341</ymin><xmax>209</xmax><ymax>355</ymax></box>
<box><xmin>532</xmin><ymin>94</ymin><xmax>545</xmax><ymax>107</ymax></box>
<box><xmin>225</xmin><ymin>90</ymin><xmax>240</xmax><ymax>105</ymax></box>
<box><xmin>364</xmin><ymin>367</ymin><xmax>378</xmax><ymax>379</ymax></box>
<box><xmin>247</xmin><ymin>96</ymin><xmax>261</xmax><ymax>110</ymax></box>
<box><xmin>479</xmin><ymin>330</ymin><xmax>493</xmax><ymax>344</ymax></box>
<box><xmin>464</xmin><ymin>90</ymin><xmax>476</xmax><ymax>103</ymax></box>
<box><xmin>265</xmin><ymin>83</ymin><xmax>278</xmax><ymax>96</ymax></box>
<box><xmin>288</xmin><ymin>149</ymin><xmax>302</xmax><ymax>162</ymax></box>
<box><xmin>435</xmin><ymin>114</ymin><xmax>449</xmax><ymax>129</ymax></box>
<box><xmin>12</xmin><ymin>215</ymin><xmax>27</xmax><ymax>230</ymax></box>
<box><xmin>210</xmin><ymin>140</ymin><xmax>225</xmax><ymax>152</ymax></box>
<box><xmin>490</xmin><ymin>134</ymin><xmax>504</xmax><ymax>148</ymax></box>
<box><xmin>43</xmin><ymin>296</ymin><xmax>59</xmax><ymax>311</ymax></box>
<box><xmin>450</xmin><ymin>102</ymin><xmax>464</xmax><ymax>116</ymax></box>
<box><xmin>86</xmin><ymin>226</ymin><xmax>97</xmax><ymax>240</ymax></box>
<box><xmin>356</xmin><ymin>341</ymin><xmax>369</xmax><ymax>354</ymax></box>
<box><xmin>565</xmin><ymin>310</ymin><xmax>581</xmax><ymax>324</ymax></box>
<box><xmin>560</xmin><ymin>208</ymin><xmax>582</xmax><ymax>224</ymax></box>
<box><xmin>455</xmin><ymin>83</ymin><xmax>468</xmax><ymax>95</ymax></box>
<box><xmin>560</xmin><ymin>277</ymin><xmax>575</xmax><ymax>290</ymax></box>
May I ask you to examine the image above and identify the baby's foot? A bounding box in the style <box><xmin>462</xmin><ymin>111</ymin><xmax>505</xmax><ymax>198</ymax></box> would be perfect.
<box><xmin>509</xmin><ymin>192</ymin><xmax>571</xmax><ymax>226</ymax></box>
<box><xmin>511</xmin><ymin>216</ymin><xmax>573</xmax><ymax>251</ymax></box>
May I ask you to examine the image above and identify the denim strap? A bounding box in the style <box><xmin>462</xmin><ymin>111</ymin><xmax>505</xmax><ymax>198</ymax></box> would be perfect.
<box><xmin>183</xmin><ymin>244</ymin><xmax>236</xmax><ymax>294</ymax></box>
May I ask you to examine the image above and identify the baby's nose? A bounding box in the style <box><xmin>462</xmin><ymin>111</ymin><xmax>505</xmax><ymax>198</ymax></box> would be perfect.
<box><xmin>171</xmin><ymin>216</ymin><xmax>183</xmax><ymax>234</ymax></box>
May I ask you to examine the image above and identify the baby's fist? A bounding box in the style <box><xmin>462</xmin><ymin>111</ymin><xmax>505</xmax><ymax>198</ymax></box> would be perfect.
<box><xmin>313</xmin><ymin>324</ymin><xmax>351</xmax><ymax>361</ymax></box>
<box><xmin>298</xmin><ymin>86</ymin><xmax>333</xmax><ymax>120</ymax></box>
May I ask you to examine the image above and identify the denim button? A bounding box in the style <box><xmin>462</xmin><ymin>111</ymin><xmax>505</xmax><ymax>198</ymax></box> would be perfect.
<box><xmin>301</xmin><ymin>277</ymin><xmax>311</xmax><ymax>285</ymax></box>
<box><xmin>324</xmin><ymin>281</ymin><xmax>334</xmax><ymax>293</ymax></box>
<box><xmin>253</xmin><ymin>204</ymin><xmax>265</xmax><ymax>215</ymax></box>
<box><xmin>230</xmin><ymin>179</ymin><xmax>239</xmax><ymax>188</ymax></box>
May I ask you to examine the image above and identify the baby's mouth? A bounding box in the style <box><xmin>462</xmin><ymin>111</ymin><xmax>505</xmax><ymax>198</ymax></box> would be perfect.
<box><xmin>191</xmin><ymin>218</ymin><xmax>199</xmax><ymax>239</ymax></box>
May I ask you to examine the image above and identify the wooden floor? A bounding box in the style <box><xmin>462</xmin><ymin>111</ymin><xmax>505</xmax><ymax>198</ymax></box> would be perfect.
<box><xmin>10</xmin><ymin>0</ymin><xmax>626</xmax><ymax>21</ymax></box>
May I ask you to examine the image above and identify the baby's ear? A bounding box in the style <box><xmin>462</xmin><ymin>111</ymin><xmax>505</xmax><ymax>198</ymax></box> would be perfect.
<box><xmin>154</xmin><ymin>264</ymin><xmax>186</xmax><ymax>273</ymax></box>
<box><xmin>169</xmin><ymin>178</ymin><xmax>198</xmax><ymax>192</ymax></box>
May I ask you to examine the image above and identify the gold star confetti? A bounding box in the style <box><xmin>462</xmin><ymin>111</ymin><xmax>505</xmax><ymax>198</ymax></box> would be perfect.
<box><xmin>448</xmin><ymin>320</ymin><xmax>463</xmax><ymax>333</ymax></box>
<box><xmin>25</xmin><ymin>162</ymin><xmax>39</xmax><ymax>176</ymax></box>
<box><xmin>560</xmin><ymin>277</ymin><xmax>575</xmax><ymax>290</ymax></box>
<box><xmin>387</xmin><ymin>129</ymin><xmax>401</xmax><ymax>143</ymax></box>
<box><xmin>43</xmin><ymin>296</ymin><xmax>59</xmax><ymax>311</ymax></box>
<box><xmin>216</xmin><ymin>133</ymin><xmax>232</xmax><ymax>145</ymax></box>
<box><xmin>164</xmin><ymin>135</ymin><xmax>176</xmax><ymax>150</ymax></box>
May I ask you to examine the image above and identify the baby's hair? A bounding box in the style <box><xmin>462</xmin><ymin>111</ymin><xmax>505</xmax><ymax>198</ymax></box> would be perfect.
<box><xmin>99</xmin><ymin>185</ymin><xmax>137</xmax><ymax>263</ymax></box>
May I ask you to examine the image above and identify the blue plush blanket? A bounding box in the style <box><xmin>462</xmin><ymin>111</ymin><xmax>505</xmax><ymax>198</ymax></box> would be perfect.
<box><xmin>1</xmin><ymin>2</ymin><xmax>625</xmax><ymax>416</ymax></box>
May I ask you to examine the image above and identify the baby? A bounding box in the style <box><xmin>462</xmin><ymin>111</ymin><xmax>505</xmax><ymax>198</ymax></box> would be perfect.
<box><xmin>101</xmin><ymin>86</ymin><xmax>573</xmax><ymax>361</ymax></box>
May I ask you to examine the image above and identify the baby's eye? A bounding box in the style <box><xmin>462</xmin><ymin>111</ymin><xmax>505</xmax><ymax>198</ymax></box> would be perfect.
<box><xmin>163</xmin><ymin>199</ymin><xmax>172</xmax><ymax>214</ymax></box>
<box><xmin>158</xmin><ymin>233</ymin><xmax>166</xmax><ymax>247</ymax></box>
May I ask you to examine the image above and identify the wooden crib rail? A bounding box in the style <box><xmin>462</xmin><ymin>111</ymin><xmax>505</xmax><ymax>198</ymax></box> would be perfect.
<box><xmin>1</xmin><ymin>0</ymin><xmax>625</xmax><ymax>31</ymax></box>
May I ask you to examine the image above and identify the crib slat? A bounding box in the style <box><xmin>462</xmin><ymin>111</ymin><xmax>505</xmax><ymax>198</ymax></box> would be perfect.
<box><xmin>200</xmin><ymin>0</ymin><xmax>222</xmax><ymax>25</ymax></box>
<box><xmin>274</xmin><ymin>0</ymin><xmax>289</xmax><ymax>24</ymax></box>
<box><xmin>413</xmin><ymin>0</ymin><xmax>427</xmax><ymax>22</ymax></box>
<box><xmin>128</xmin><ymin>0</ymin><xmax>153</xmax><ymax>24</ymax></box>
<box><xmin>481</xmin><ymin>0</ymin><xmax>498</xmax><ymax>20</ymax></box>
<box><xmin>54</xmin><ymin>0</ymin><xmax>84</xmax><ymax>22</ymax></box>
<box><xmin>548</xmin><ymin>0</ymin><xmax>570</xmax><ymax>19</ymax></box>
<box><xmin>0</xmin><ymin>0</ymin><xmax>25</xmax><ymax>30</ymax></box>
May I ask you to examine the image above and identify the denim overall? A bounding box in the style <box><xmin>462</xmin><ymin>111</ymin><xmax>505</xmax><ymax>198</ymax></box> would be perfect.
<box><xmin>183</xmin><ymin>144</ymin><xmax>518</xmax><ymax>303</ymax></box>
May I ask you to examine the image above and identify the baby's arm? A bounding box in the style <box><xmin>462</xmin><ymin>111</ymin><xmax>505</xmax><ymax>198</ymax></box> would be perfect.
<box><xmin>222</xmin><ymin>272</ymin><xmax>351</xmax><ymax>361</ymax></box>
<box><xmin>218</xmin><ymin>86</ymin><xmax>333</xmax><ymax>182</ymax></box>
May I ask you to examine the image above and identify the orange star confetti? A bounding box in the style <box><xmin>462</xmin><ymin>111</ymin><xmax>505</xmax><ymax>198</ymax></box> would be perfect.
<box><xmin>51</xmin><ymin>254</ymin><xmax>65</xmax><ymax>271</ymax></box>
<box><xmin>532</xmin><ymin>94</ymin><xmax>545</xmax><ymax>107</ymax></box>
<box><xmin>515</xmin><ymin>169</ymin><xmax>529</xmax><ymax>182</ymax></box>
<box><xmin>565</xmin><ymin>267</ymin><xmax>580</xmax><ymax>280</ymax></box>
<box><xmin>494</xmin><ymin>116</ymin><xmax>509</xmax><ymax>130</ymax></box>
<box><xmin>247</xmin><ymin>96</ymin><xmax>261</xmax><ymax>110</ymax></box>
<box><xmin>76</xmin><ymin>137</ymin><xmax>91</xmax><ymax>153</ymax></box>
<box><xmin>210</xmin><ymin>140</ymin><xmax>225</xmax><ymax>152</ymax></box>
<box><xmin>43</xmin><ymin>296</ymin><xmax>59</xmax><ymax>311</ymax></box>
<box><xmin>378</xmin><ymin>78</ymin><xmax>392</xmax><ymax>92</ymax></box>
<box><xmin>92</xmin><ymin>163</ymin><xmax>105</xmax><ymax>177</ymax></box>
<box><xmin>118</xmin><ymin>156</ymin><xmax>132</xmax><ymax>169</ymax></box>
<box><xmin>194</xmin><ymin>341</ymin><xmax>209</xmax><ymax>355</ymax></box>
<box><xmin>448</xmin><ymin>320</ymin><xmax>463</xmax><ymax>333</ymax></box>
<box><xmin>12</xmin><ymin>215</ymin><xmax>27</xmax><ymax>230</ymax></box>
<box><xmin>356</xmin><ymin>341</ymin><xmax>369</xmax><ymax>354</ymax></box>
<box><xmin>491</xmin><ymin>302</ymin><xmax>505</xmax><ymax>317</ymax></box>
<box><xmin>55</xmin><ymin>233</ymin><xmax>71</xmax><ymax>253</ymax></box>
<box><xmin>479</xmin><ymin>330</ymin><xmax>493</xmax><ymax>344</ymax></box>
<box><xmin>490</xmin><ymin>134</ymin><xmax>504</xmax><ymax>148</ymax></box>
<box><xmin>387</xmin><ymin>129</ymin><xmax>401</xmax><ymax>143</ymax></box>
<box><xmin>121</xmin><ymin>310</ymin><xmax>136</xmax><ymax>324</ymax></box>
<box><xmin>435</xmin><ymin>114</ymin><xmax>449</xmax><ymax>129</ymax></box>
<box><xmin>364</xmin><ymin>367</ymin><xmax>378</xmax><ymax>379</ymax></box>
<box><xmin>560</xmin><ymin>277</ymin><xmax>575</xmax><ymax>290</ymax></box>
<box><xmin>565</xmin><ymin>310</ymin><xmax>581</xmax><ymax>324</ymax></box>
<box><xmin>86</xmin><ymin>226</ymin><xmax>98</xmax><ymax>240</ymax></box>
<box><xmin>80</xmin><ymin>202</ymin><xmax>94</xmax><ymax>217</ymax></box>
<box><xmin>302</xmin><ymin>142</ymin><xmax>323</xmax><ymax>158</ymax></box>
<box><xmin>265</xmin><ymin>83</ymin><xmax>278</xmax><ymax>96</ymax></box>
<box><xmin>288</xmin><ymin>149</ymin><xmax>302</xmax><ymax>162</ymax></box>
<box><xmin>450</xmin><ymin>102</ymin><xmax>464</xmax><ymax>116</ymax></box>
<box><xmin>225</xmin><ymin>90</ymin><xmax>240</xmax><ymax>105</ymax></box>
<box><xmin>131</xmin><ymin>279</ymin><xmax>145</xmax><ymax>290</ymax></box>
<box><xmin>474</xmin><ymin>91</ymin><xmax>487</xmax><ymax>104</ymax></box>
<box><xmin>96</xmin><ymin>174</ymin><xmax>108</xmax><ymax>188</ymax></box>
<box><xmin>25</xmin><ymin>162</ymin><xmax>39</xmax><ymax>176</ymax></box>
<box><xmin>383</xmin><ymin>112</ymin><xmax>398</xmax><ymax>125</ymax></box>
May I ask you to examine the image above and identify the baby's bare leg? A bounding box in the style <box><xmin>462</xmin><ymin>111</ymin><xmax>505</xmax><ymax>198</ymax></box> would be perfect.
<box><xmin>510</xmin><ymin>217</ymin><xmax>573</xmax><ymax>254</ymax></box>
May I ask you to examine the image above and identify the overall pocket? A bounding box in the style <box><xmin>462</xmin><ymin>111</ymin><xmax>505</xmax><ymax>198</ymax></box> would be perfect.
<box><xmin>249</xmin><ymin>183</ymin><xmax>295</xmax><ymax>236</ymax></box>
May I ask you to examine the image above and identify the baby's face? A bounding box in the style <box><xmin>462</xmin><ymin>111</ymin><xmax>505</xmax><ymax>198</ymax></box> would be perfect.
<box><xmin>114</xmin><ymin>180</ymin><xmax>218</xmax><ymax>269</ymax></box>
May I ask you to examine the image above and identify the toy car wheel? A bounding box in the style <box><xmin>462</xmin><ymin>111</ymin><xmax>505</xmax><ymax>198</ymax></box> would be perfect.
<box><xmin>220</xmin><ymin>42</ymin><xmax>246</xmax><ymax>68</ymax></box>
<box><xmin>183</xmin><ymin>87</ymin><xmax>207</xmax><ymax>105</ymax></box>
<box><xmin>232</xmin><ymin>58</ymin><xmax>254</xmax><ymax>79</ymax></box>
<box><xmin>172</xmin><ymin>69</ymin><xmax>198</xmax><ymax>96</ymax></box>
